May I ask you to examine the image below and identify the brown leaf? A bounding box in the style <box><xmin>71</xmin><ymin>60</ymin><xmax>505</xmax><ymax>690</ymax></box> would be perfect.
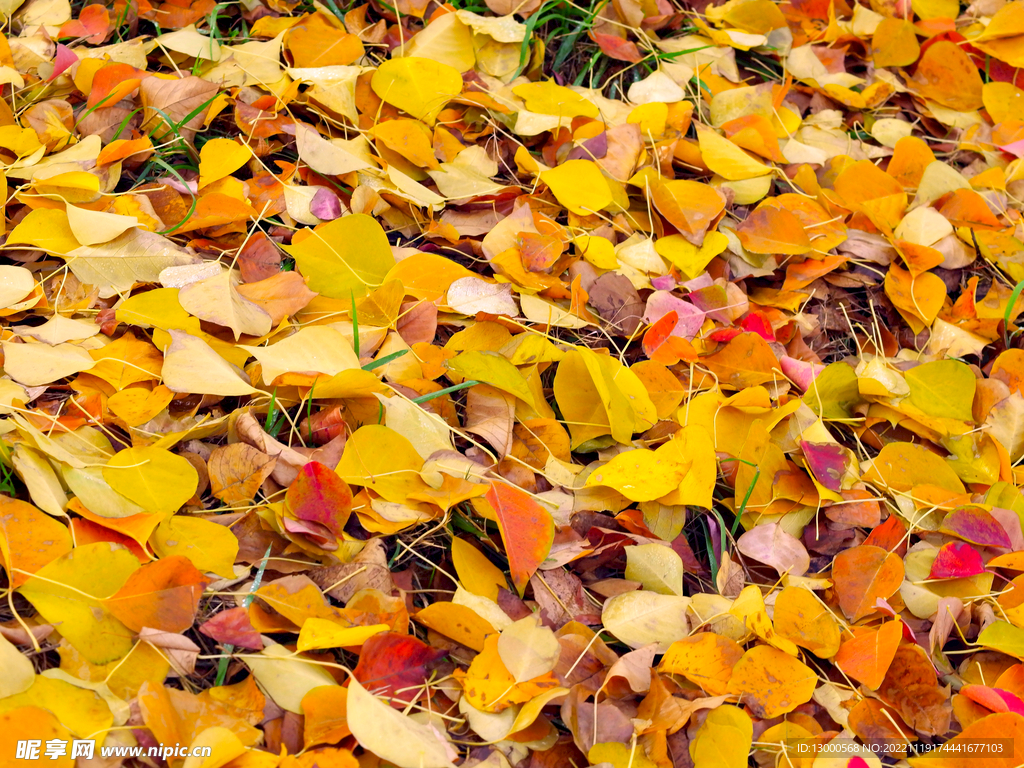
<box><xmin>878</xmin><ymin>644</ymin><xmax>952</xmax><ymax>736</ymax></box>
<box><xmin>208</xmin><ymin>443</ymin><xmax>277</xmax><ymax>505</ymax></box>
<box><xmin>589</xmin><ymin>273</ymin><xmax>644</xmax><ymax>336</ymax></box>
<box><xmin>139</xmin><ymin>75</ymin><xmax>218</xmax><ymax>143</ymax></box>
<box><xmin>308</xmin><ymin>538</ymin><xmax>395</xmax><ymax>603</ymax></box>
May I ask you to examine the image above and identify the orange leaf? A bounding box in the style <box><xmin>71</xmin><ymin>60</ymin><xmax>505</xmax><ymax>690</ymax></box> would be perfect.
<box><xmin>105</xmin><ymin>556</ymin><xmax>209</xmax><ymax>633</ymax></box>
<box><xmin>87</xmin><ymin>63</ymin><xmax>142</xmax><ymax>108</ymax></box>
<box><xmin>485</xmin><ymin>481</ymin><xmax>554</xmax><ymax>595</ymax></box>
<box><xmin>835</xmin><ymin>620</ymin><xmax>903</xmax><ymax>689</ymax></box>
<box><xmin>59</xmin><ymin>4</ymin><xmax>111</xmax><ymax>44</ymax></box>
<box><xmin>735</xmin><ymin>205</ymin><xmax>812</xmax><ymax>255</ymax></box>
<box><xmin>652</xmin><ymin>180</ymin><xmax>726</xmax><ymax>245</ymax></box>
<box><xmin>908</xmin><ymin>40</ymin><xmax>984</xmax><ymax>112</ymax></box>
<box><xmin>0</xmin><ymin>497</ymin><xmax>72</xmax><ymax>589</ymax></box>
<box><xmin>286</xmin><ymin>12</ymin><xmax>364</xmax><ymax>67</ymax></box>
<box><xmin>832</xmin><ymin>545</ymin><xmax>905</xmax><ymax>622</ymax></box>
<box><xmin>701</xmin><ymin>332</ymin><xmax>781</xmax><ymax>390</ymax></box>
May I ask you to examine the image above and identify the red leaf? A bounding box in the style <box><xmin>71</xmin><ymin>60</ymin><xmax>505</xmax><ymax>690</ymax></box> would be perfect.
<box><xmin>707</xmin><ymin>327</ymin><xmax>742</xmax><ymax>343</ymax></box>
<box><xmin>800</xmin><ymin>441</ymin><xmax>847</xmax><ymax>492</ymax></box>
<box><xmin>643</xmin><ymin>310</ymin><xmax>676</xmax><ymax>358</ymax></box>
<box><xmin>199</xmin><ymin>607</ymin><xmax>264</xmax><ymax>650</ymax></box>
<box><xmin>589</xmin><ymin>31</ymin><xmax>644</xmax><ymax>63</ymax></box>
<box><xmin>739</xmin><ymin>310</ymin><xmax>776</xmax><ymax>341</ymax></box>
<box><xmin>285</xmin><ymin>461</ymin><xmax>353</xmax><ymax>538</ymax></box>
<box><xmin>485</xmin><ymin>481</ymin><xmax>554</xmax><ymax>595</ymax></box>
<box><xmin>928</xmin><ymin>541</ymin><xmax>985</xmax><ymax>579</ymax></box>
<box><xmin>352</xmin><ymin>632</ymin><xmax>447</xmax><ymax>706</ymax></box>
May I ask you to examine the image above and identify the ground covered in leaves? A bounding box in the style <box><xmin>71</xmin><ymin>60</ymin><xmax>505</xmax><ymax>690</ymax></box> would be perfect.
<box><xmin>5</xmin><ymin>0</ymin><xmax>1024</xmax><ymax>766</ymax></box>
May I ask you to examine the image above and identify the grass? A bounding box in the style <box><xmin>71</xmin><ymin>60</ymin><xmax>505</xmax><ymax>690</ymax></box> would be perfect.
<box><xmin>214</xmin><ymin>544</ymin><xmax>272</xmax><ymax>686</ymax></box>
<box><xmin>1003</xmin><ymin>278</ymin><xmax>1024</xmax><ymax>348</ymax></box>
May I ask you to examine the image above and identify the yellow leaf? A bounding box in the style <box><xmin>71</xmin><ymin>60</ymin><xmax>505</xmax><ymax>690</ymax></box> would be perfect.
<box><xmin>689</xmin><ymin>705</ymin><xmax>752</xmax><ymax>768</ymax></box>
<box><xmin>729</xmin><ymin>584</ymin><xmax>799</xmax><ymax>655</ymax></box>
<box><xmin>574</xmin><ymin>235</ymin><xmax>618</xmax><ymax>269</ymax></box>
<box><xmin>151</xmin><ymin>515</ymin><xmax>239</xmax><ymax>578</ymax></box>
<box><xmin>7</xmin><ymin>208</ymin><xmax>80</xmax><ymax>255</ymax></box>
<box><xmin>625</xmin><ymin>542</ymin><xmax>685</xmax><ymax>595</ymax></box>
<box><xmin>414</xmin><ymin>602</ymin><xmax>495</xmax><ymax>651</ymax></box>
<box><xmin>11</xmin><ymin>445</ymin><xmax>67</xmax><ymax>517</ymax></box>
<box><xmin>65</xmin><ymin>204</ymin><xmax>139</xmax><ymax>246</ymax></box>
<box><xmin>337</xmin><ymin>425</ymin><xmax>430</xmax><ymax>503</ymax></box>
<box><xmin>108</xmin><ymin>385</ymin><xmax>175</xmax><ymax>427</ymax></box>
<box><xmin>116</xmin><ymin>287</ymin><xmax>201</xmax><ymax>332</ymax></box>
<box><xmin>65</xmin><ymin>228</ymin><xmax>202</xmax><ymax>297</ymax></box>
<box><xmin>102</xmin><ymin>445</ymin><xmax>199</xmax><ymax>515</ymax></box>
<box><xmin>19</xmin><ymin>542</ymin><xmax>138</xmax><ymax>665</ymax></box>
<box><xmin>182</xmin><ymin>727</ymin><xmax>247</xmax><ymax>768</ymax></box>
<box><xmin>773</xmin><ymin>585</ymin><xmax>842</xmax><ymax>658</ymax></box>
<box><xmin>199</xmin><ymin>138</ymin><xmax>251</xmax><ymax>188</ymax></box>
<box><xmin>448</xmin><ymin>350</ymin><xmax>536</xmax><ymax>407</ymax></box>
<box><xmin>512</xmin><ymin>81</ymin><xmax>599</xmax><ymax>118</ymax></box>
<box><xmin>497</xmin><ymin>614</ymin><xmax>559</xmax><ymax>682</ymax></box>
<box><xmin>246</xmin><ymin>643</ymin><xmax>339</xmax><ymax>713</ymax></box>
<box><xmin>659</xmin><ymin>632</ymin><xmax>744</xmax><ymax>695</ymax></box>
<box><xmin>696</xmin><ymin>125</ymin><xmax>772</xmax><ymax>181</ymax></box>
<box><xmin>371</xmin><ymin>118</ymin><xmax>439</xmax><ymax>169</ymax></box>
<box><xmin>239</xmin><ymin>326</ymin><xmax>359</xmax><ymax>386</ymax></box>
<box><xmin>0</xmin><ymin>676</ymin><xmax>113</xmax><ymax>740</ymax></box>
<box><xmin>585</xmin><ymin>448</ymin><xmax>687</xmax><ymax>501</ymax></box>
<box><xmin>0</xmin><ymin>340</ymin><xmax>95</xmax><ymax>386</ymax></box>
<box><xmin>456</xmin><ymin>633</ymin><xmax>559</xmax><ymax>712</ymax></box>
<box><xmin>161</xmin><ymin>330</ymin><xmax>260</xmax><ymax>397</ymax></box>
<box><xmin>983</xmin><ymin>81</ymin><xmax>1024</xmax><ymax>123</ymax></box>
<box><xmin>589</xmin><ymin>743</ymin><xmax>659</xmax><ymax>768</ymax></box>
<box><xmin>370</xmin><ymin>57</ymin><xmax>463</xmax><ymax>125</ymax></box>
<box><xmin>295</xmin><ymin>122</ymin><xmax>371</xmax><ymax>175</ymax></box>
<box><xmin>347</xmin><ymin>676</ymin><xmax>455</xmax><ymax>768</ymax></box>
<box><xmin>296</xmin><ymin>620</ymin><xmax>389</xmax><ymax>651</ymax></box>
<box><xmin>0</xmin><ymin>633</ymin><xmax>34</xmax><ymax>698</ymax></box>
<box><xmin>540</xmin><ymin>159</ymin><xmax>613</xmax><ymax>215</ymax></box>
<box><xmin>727</xmin><ymin>645</ymin><xmax>817</xmax><ymax>718</ymax></box>
<box><xmin>553</xmin><ymin>348</ymin><xmax>634</xmax><ymax>449</ymax></box>
<box><xmin>178</xmin><ymin>268</ymin><xmax>272</xmax><ymax>341</ymax></box>
<box><xmin>451</xmin><ymin>537</ymin><xmax>507</xmax><ymax>600</ymax></box>
<box><xmin>602</xmin><ymin>590</ymin><xmax>690</xmax><ymax>651</ymax></box>
<box><xmin>0</xmin><ymin>265</ymin><xmax>35</xmax><ymax>310</ymax></box>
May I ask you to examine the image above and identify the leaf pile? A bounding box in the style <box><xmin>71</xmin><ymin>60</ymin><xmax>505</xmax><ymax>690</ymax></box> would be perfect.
<box><xmin>3</xmin><ymin>0</ymin><xmax>1024</xmax><ymax>766</ymax></box>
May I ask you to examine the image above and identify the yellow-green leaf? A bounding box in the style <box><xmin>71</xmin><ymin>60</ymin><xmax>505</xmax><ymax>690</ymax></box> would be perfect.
<box><xmin>284</xmin><ymin>213</ymin><xmax>396</xmax><ymax>299</ymax></box>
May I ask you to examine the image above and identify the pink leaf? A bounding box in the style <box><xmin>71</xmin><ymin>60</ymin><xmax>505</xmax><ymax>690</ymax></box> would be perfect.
<box><xmin>49</xmin><ymin>44</ymin><xmax>78</xmax><ymax>81</ymax></box>
<box><xmin>939</xmin><ymin>507</ymin><xmax>1011</xmax><ymax>549</ymax></box>
<box><xmin>311</xmin><ymin>187</ymin><xmax>343</xmax><ymax>220</ymax></box>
